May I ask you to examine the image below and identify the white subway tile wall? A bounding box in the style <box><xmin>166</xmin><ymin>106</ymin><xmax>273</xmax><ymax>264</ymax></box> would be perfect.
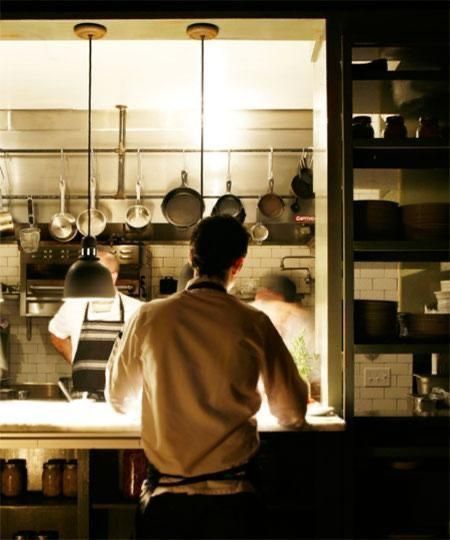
<box><xmin>354</xmin><ymin>262</ymin><xmax>412</xmax><ymax>413</ymax></box>
<box><xmin>0</xmin><ymin>243</ymin><xmax>314</xmax><ymax>384</ymax></box>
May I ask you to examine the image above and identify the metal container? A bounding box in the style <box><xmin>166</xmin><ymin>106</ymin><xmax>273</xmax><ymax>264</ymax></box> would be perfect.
<box><xmin>413</xmin><ymin>374</ymin><xmax>449</xmax><ymax>396</ymax></box>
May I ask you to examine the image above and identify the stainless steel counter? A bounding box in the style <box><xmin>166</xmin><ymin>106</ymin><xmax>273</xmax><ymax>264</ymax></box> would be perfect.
<box><xmin>0</xmin><ymin>400</ymin><xmax>345</xmax><ymax>448</ymax></box>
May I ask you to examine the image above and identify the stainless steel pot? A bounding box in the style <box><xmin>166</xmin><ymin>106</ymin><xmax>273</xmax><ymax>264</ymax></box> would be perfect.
<box><xmin>413</xmin><ymin>373</ymin><xmax>449</xmax><ymax>396</ymax></box>
<box><xmin>76</xmin><ymin>175</ymin><xmax>107</xmax><ymax>237</ymax></box>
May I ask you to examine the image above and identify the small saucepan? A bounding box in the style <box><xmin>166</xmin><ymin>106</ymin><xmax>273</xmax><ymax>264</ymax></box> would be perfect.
<box><xmin>126</xmin><ymin>150</ymin><xmax>152</xmax><ymax>230</ymax></box>
<box><xmin>77</xmin><ymin>176</ymin><xmax>107</xmax><ymax>237</ymax></box>
<box><xmin>19</xmin><ymin>196</ymin><xmax>41</xmax><ymax>253</ymax></box>
<box><xmin>49</xmin><ymin>150</ymin><xmax>77</xmax><ymax>242</ymax></box>
<box><xmin>161</xmin><ymin>169</ymin><xmax>204</xmax><ymax>229</ymax></box>
<box><xmin>211</xmin><ymin>151</ymin><xmax>246</xmax><ymax>223</ymax></box>
<box><xmin>258</xmin><ymin>148</ymin><xmax>285</xmax><ymax>220</ymax></box>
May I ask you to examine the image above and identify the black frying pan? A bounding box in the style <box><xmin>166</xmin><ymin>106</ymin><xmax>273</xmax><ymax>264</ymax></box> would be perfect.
<box><xmin>258</xmin><ymin>148</ymin><xmax>285</xmax><ymax>220</ymax></box>
<box><xmin>211</xmin><ymin>151</ymin><xmax>246</xmax><ymax>223</ymax></box>
<box><xmin>291</xmin><ymin>150</ymin><xmax>314</xmax><ymax>199</ymax></box>
<box><xmin>161</xmin><ymin>170</ymin><xmax>204</xmax><ymax>228</ymax></box>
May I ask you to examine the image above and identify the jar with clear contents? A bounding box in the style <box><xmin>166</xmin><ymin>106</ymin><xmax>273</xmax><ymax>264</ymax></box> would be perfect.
<box><xmin>42</xmin><ymin>463</ymin><xmax>62</xmax><ymax>497</ymax></box>
<box><xmin>63</xmin><ymin>461</ymin><xmax>78</xmax><ymax>497</ymax></box>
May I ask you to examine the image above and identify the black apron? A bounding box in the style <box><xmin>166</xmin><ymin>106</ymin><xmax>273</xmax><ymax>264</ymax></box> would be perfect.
<box><xmin>72</xmin><ymin>296</ymin><xmax>124</xmax><ymax>394</ymax></box>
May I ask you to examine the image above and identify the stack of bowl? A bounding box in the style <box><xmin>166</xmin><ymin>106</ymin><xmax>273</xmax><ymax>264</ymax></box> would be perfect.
<box><xmin>400</xmin><ymin>203</ymin><xmax>450</xmax><ymax>241</ymax></box>
<box><xmin>434</xmin><ymin>280</ymin><xmax>450</xmax><ymax>313</ymax></box>
<box><xmin>353</xmin><ymin>200</ymin><xmax>400</xmax><ymax>240</ymax></box>
<box><xmin>354</xmin><ymin>300</ymin><xmax>398</xmax><ymax>341</ymax></box>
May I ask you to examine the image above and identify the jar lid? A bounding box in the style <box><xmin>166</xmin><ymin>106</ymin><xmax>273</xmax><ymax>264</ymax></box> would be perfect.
<box><xmin>352</xmin><ymin>115</ymin><xmax>371</xmax><ymax>123</ymax></box>
<box><xmin>64</xmin><ymin>462</ymin><xmax>77</xmax><ymax>469</ymax></box>
<box><xmin>43</xmin><ymin>463</ymin><xmax>59</xmax><ymax>470</ymax></box>
<box><xmin>386</xmin><ymin>115</ymin><xmax>404</xmax><ymax>123</ymax></box>
<box><xmin>8</xmin><ymin>459</ymin><xmax>26</xmax><ymax>466</ymax></box>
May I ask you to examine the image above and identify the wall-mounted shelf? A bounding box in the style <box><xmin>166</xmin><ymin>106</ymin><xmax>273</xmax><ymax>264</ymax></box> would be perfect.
<box><xmin>353</xmin><ymin>139</ymin><xmax>450</xmax><ymax>169</ymax></box>
<box><xmin>352</xmin><ymin>70</ymin><xmax>449</xmax><ymax>81</ymax></box>
<box><xmin>354</xmin><ymin>241</ymin><xmax>450</xmax><ymax>262</ymax></box>
<box><xmin>355</xmin><ymin>342</ymin><xmax>450</xmax><ymax>354</ymax></box>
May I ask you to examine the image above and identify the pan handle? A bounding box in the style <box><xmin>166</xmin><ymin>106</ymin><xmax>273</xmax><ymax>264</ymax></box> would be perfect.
<box><xmin>0</xmin><ymin>165</ymin><xmax>4</xmax><ymax>210</ymax></box>
<box><xmin>27</xmin><ymin>195</ymin><xmax>35</xmax><ymax>226</ymax></box>
<box><xmin>268</xmin><ymin>147</ymin><xmax>274</xmax><ymax>181</ymax></box>
<box><xmin>181</xmin><ymin>169</ymin><xmax>188</xmax><ymax>187</ymax></box>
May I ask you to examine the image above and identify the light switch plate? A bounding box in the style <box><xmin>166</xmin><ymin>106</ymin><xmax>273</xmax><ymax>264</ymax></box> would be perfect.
<box><xmin>364</xmin><ymin>367</ymin><xmax>391</xmax><ymax>387</ymax></box>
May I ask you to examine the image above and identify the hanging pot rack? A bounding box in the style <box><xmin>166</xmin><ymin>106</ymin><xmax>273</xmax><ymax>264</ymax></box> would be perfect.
<box><xmin>0</xmin><ymin>147</ymin><xmax>314</xmax><ymax>155</ymax></box>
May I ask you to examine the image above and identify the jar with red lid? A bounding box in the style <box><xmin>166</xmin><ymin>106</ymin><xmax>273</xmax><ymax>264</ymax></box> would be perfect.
<box><xmin>122</xmin><ymin>450</ymin><xmax>148</xmax><ymax>499</ymax></box>
<box><xmin>383</xmin><ymin>116</ymin><xmax>407</xmax><ymax>139</ymax></box>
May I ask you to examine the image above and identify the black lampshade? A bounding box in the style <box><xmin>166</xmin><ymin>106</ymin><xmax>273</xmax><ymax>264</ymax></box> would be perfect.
<box><xmin>63</xmin><ymin>236</ymin><xmax>115</xmax><ymax>300</ymax></box>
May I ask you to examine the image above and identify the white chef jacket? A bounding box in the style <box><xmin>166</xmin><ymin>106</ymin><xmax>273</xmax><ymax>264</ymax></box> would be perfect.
<box><xmin>48</xmin><ymin>293</ymin><xmax>142</xmax><ymax>362</ymax></box>
<box><xmin>106</xmin><ymin>280</ymin><xmax>308</xmax><ymax>495</ymax></box>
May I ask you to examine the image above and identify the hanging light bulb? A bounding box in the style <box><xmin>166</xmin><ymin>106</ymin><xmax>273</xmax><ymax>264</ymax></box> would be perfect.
<box><xmin>64</xmin><ymin>23</ymin><xmax>115</xmax><ymax>301</ymax></box>
<box><xmin>186</xmin><ymin>23</ymin><xmax>219</xmax><ymax>198</ymax></box>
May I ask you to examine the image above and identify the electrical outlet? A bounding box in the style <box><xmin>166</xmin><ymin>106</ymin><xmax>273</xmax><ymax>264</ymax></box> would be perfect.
<box><xmin>364</xmin><ymin>367</ymin><xmax>391</xmax><ymax>387</ymax></box>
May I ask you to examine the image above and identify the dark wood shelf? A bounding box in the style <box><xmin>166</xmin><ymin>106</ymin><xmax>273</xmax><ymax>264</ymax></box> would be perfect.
<box><xmin>354</xmin><ymin>240</ymin><xmax>450</xmax><ymax>262</ymax></box>
<box><xmin>0</xmin><ymin>490</ymin><xmax>77</xmax><ymax>508</ymax></box>
<box><xmin>353</xmin><ymin>139</ymin><xmax>449</xmax><ymax>168</ymax></box>
<box><xmin>354</xmin><ymin>342</ymin><xmax>449</xmax><ymax>354</ymax></box>
<box><xmin>92</xmin><ymin>501</ymin><xmax>136</xmax><ymax>510</ymax></box>
<box><xmin>352</xmin><ymin>70</ymin><xmax>448</xmax><ymax>81</ymax></box>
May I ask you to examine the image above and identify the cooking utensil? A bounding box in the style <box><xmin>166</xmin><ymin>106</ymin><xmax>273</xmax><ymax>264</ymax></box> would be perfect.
<box><xmin>76</xmin><ymin>153</ymin><xmax>107</xmax><ymax>237</ymax></box>
<box><xmin>0</xmin><ymin>165</ymin><xmax>14</xmax><ymax>238</ymax></box>
<box><xmin>19</xmin><ymin>196</ymin><xmax>41</xmax><ymax>253</ymax></box>
<box><xmin>57</xmin><ymin>379</ymin><xmax>72</xmax><ymax>402</ymax></box>
<box><xmin>211</xmin><ymin>150</ymin><xmax>246</xmax><ymax>223</ymax></box>
<box><xmin>125</xmin><ymin>150</ymin><xmax>152</xmax><ymax>230</ymax></box>
<box><xmin>413</xmin><ymin>374</ymin><xmax>449</xmax><ymax>396</ymax></box>
<box><xmin>49</xmin><ymin>150</ymin><xmax>77</xmax><ymax>242</ymax></box>
<box><xmin>258</xmin><ymin>148</ymin><xmax>285</xmax><ymax>219</ymax></box>
<box><xmin>402</xmin><ymin>313</ymin><xmax>450</xmax><ymax>338</ymax></box>
<box><xmin>161</xmin><ymin>168</ymin><xmax>204</xmax><ymax>229</ymax></box>
<box><xmin>354</xmin><ymin>200</ymin><xmax>400</xmax><ymax>240</ymax></box>
<box><xmin>291</xmin><ymin>149</ymin><xmax>314</xmax><ymax>199</ymax></box>
<box><xmin>250</xmin><ymin>209</ymin><xmax>269</xmax><ymax>244</ymax></box>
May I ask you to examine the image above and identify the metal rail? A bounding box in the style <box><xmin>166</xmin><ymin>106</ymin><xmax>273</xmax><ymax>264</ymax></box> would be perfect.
<box><xmin>1</xmin><ymin>194</ymin><xmax>299</xmax><ymax>200</ymax></box>
<box><xmin>1</xmin><ymin>147</ymin><xmax>314</xmax><ymax>155</ymax></box>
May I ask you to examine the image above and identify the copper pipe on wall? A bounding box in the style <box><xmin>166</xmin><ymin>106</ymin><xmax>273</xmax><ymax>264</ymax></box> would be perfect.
<box><xmin>115</xmin><ymin>104</ymin><xmax>127</xmax><ymax>199</ymax></box>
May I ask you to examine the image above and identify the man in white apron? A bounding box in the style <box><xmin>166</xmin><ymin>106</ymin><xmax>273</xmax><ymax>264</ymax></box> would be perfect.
<box><xmin>49</xmin><ymin>249</ymin><xmax>142</xmax><ymax>396</ymax></box>
<box><xmin>106</xmin><ymin>216</ymin><xmax>308</xmax><ymax>539</ymax></box>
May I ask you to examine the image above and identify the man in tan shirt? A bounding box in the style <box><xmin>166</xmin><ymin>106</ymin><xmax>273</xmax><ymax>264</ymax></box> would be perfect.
<box><xmin>106</xmin><ymin>215</ymin><xmax>308</xmax><ymax>539</ymax></box>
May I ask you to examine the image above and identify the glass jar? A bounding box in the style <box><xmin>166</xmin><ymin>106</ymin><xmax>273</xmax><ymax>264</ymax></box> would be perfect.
<box><xmin>12</xmin><ymin>531</ymin><xmax>37</xmax><ymax>540</ymax></box>
<box><xmin>416</xmin><ymin>116</ymin><xmax>440</xmax><ymax>138</ymax></box>
<box><xmin>42</xmin><ymin>463</ymin><xmax>62</xmax><ymax>497</ymax></box>
<box><xmin>352</xmin><ymin>115</ymin><xmax>375</xmax><ymax>139</ymax></box>
<box><xmin>8</xmin><ymin>458</ymin><xmax>28</xmax><ymax>492</ymax></box>
<box><xmin>2</xmin><ymin>462</ymin><xmax>23</xmax><ymax>497</ymax></box>
<box><xmin>383</xmin><ymin>115</ymin><xmax>407</xmax><ymax>139</ymax></box>
<box><xmin>37</xmin><ymin>531</ymin><xmax>59</xmax><ymax>540</ymax></box>
<box><xmin>62</xmin><ymin>460</ymin><xmax>78</xmax><ymax>498</ymax></box>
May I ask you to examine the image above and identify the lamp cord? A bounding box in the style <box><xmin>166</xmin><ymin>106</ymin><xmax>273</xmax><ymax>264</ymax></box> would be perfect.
<box><xmin>87</xmin><ymin>35</ymin><xmax>93</xmax><ymax>238</ymax></box>
<box><xmin>200</xmin><ymin>36</ymin><xmax>205</xmax><ymax>197</ymax></box>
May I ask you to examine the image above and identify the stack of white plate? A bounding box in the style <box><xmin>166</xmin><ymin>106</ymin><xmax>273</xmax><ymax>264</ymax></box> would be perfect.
<box><xmin>435</xmin><ymin>280</ymin><xmax>450</xmax><ymax>313</ymax></box>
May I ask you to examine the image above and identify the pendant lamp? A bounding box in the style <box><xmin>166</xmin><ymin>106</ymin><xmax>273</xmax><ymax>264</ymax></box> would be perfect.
<box><xmin>64</xmin><ymin>23</ymin><xmax>115</xmax><ymax>301</ymax></box>
<box><xmin>186</xmin><ymin>23</ymin><xmax>219</xmax><ymax>197</ymax></box>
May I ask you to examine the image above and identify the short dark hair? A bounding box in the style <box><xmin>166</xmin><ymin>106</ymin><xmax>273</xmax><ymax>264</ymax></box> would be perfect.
<box><xmin>190</xmin><ymin>215</ymin><xmax>249</xmax><ymax>280</ymax></box>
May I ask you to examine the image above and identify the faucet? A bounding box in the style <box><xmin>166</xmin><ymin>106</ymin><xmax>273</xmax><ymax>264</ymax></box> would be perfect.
<box><xmin>280</xmin><ymin>256</ymin><xmax>314</xmax><ymax>285</ymax></box>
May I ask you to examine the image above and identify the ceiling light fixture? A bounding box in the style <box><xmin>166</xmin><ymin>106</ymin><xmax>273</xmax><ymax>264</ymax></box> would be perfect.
<box><xmin>186</xmin><ymin>23</ymin><xmax>219</xmax><ymax>198</ymax></box>
<box><xmin>64</xmin><ymin>23</ymin><xmax>115</xmax><ymax>301</ymax></box>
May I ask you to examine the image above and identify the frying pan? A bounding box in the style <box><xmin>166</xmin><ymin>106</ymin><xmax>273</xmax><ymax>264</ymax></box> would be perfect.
<box><xmin>161</xmin><ymin>169</ymin><xmax>204</xmax><ymax>228</ymax></box>
<box><xmin>76</xmin><ymin>153</ymin><xmax>107</xmax><ymax>237</ymax></box>
<box><xmin>211</xmin><ymin>151</ymin><xmax>246</xmax><ymax>223</ymax></box>
<box><xmin>291</xmin><ymin>149</ymin><xmax>314</xmax><ymax>199</ymax></box>
<box><xmin>249</xmin><ymin>208</ymin><xmax>269</xmax><ymax>244</ymax></box>
<box><xmin>258</xmin><ymin>148</ymin><xmax>285</xmax><ymax>220</ymax></box>
<box><xmin>126</xmin><ymin>150</ymin><xmax>152</xmax><ymax>230</ymax></box>
<box><xmin>49</xmin><ymin>150</ymin><xmax>77</xmax><ymax>242</ymax></box>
